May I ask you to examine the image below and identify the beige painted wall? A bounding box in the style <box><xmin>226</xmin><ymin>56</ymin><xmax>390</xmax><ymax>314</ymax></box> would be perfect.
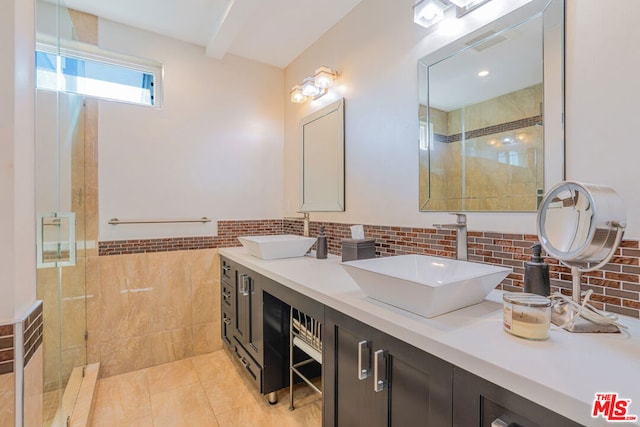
<box><xmin>284</xmin><ymin>0</ymin><xmax>640</xmax><ymax>237</ymax></box>
<box><xmin>0</xmin><ymin>0</ymin><xmax>36</xmax><ymax>324</ymax></box>
<box><xmin>1</xmin><ymin>0</ymin><xmax>36</xmax><ymax>425</ymax></box>
<box><xmin>96</xmin><ymin>19</ymin><xmax>285</xmax><ymax>242</ymax></box>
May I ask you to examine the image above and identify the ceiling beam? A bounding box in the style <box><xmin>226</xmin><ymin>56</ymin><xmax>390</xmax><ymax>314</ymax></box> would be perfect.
<box><xmin>205</xmin><ymin>0</ymin><xmax>256</xmax><ymax>59</ymax></box>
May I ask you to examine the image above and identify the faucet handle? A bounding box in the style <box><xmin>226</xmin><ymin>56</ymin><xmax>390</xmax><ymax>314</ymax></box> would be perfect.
<box><xmin>448</xmin><ymin>212</ymin><xmax>466</xmax><ymax>224</ymax></box>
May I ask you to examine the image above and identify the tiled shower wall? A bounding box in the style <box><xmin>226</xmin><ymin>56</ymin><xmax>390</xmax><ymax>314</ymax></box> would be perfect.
<box><xmin>87</xmin><ymin>248</ymin><xmax>222</xmax><ymax>378</ymax></box>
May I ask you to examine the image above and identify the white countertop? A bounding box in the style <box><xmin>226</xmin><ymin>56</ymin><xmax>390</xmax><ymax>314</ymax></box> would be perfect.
<box><xmin>219</xmin><ymin>247</ymin><xmax>640</xmax><ymax>426</ymax></box>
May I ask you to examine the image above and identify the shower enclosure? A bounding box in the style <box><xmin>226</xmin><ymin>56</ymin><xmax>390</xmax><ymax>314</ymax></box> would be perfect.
<box><xmin>35</xmin><ymin>0</ymin><xmax>92</xmax><ymax>424</ymax></box>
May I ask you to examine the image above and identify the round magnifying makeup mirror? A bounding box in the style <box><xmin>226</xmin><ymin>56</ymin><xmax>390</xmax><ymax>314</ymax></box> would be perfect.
<box><xmin>537</xmin><ymin>181</ymin><xmax>627</xmax><ymax>333</ymax></box>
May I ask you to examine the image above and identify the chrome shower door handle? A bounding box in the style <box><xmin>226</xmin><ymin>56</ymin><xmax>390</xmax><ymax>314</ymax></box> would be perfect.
<box><xmin>36</xmin><ymin>212</ymin><xmax>76</xmax><ymax>268</ymax></box>
<box><xmin>357</xmin><ymin>340</ymin><xmax>370</xmax><ymax>380</ymax></box>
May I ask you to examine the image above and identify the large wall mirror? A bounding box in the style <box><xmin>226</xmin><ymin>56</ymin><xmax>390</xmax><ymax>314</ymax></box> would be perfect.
<box><xmin>300</xmin><ymin>98</ymin><xmax>345</xmax><ymax>212</ymax></box>
<box><xmin>418</xmin><ymin>0</ymin><xmax>565</xmax><ymax>212</ymax></box>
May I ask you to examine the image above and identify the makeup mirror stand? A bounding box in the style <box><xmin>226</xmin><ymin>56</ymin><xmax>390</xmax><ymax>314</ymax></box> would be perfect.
<box><xmin>537</xmin><ymin>181</ymin><xmax>627</xmax><ymax>333</ymax></box>
<box><xmin>556</xmin><ymin>225</ymin><xmax>624</xmax><ymax>333</ymax></box>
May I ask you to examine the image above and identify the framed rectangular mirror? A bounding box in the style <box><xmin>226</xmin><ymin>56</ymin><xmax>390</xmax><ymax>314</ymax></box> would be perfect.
<box><xmin>300</xmin><ymin>98</ymin><xmax>345</xmax><ymax>212</ymax></box>
<box><xmin>418</xmin><ymin>0</ymin><xmax>565</xmax><ymax>212</ymax></box>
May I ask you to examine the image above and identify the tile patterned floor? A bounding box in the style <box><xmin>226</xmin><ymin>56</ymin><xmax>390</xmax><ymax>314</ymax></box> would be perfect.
<box><xmin>90</xmin><ymin>349</ymin><xmax>322</xmax><ymax>427</ymax></box>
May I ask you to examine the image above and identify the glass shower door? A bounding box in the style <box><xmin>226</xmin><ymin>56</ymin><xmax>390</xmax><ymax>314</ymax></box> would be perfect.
<box><xmin>35</xmin><ymin>1</ymin><xmax>89</xmax><ymax>425</ymax></box>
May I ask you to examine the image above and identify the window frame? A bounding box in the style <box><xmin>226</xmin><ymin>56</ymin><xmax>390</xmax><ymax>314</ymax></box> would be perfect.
<box><xmin>36</xmin><ymin>37</ymin><xmax>164</xmax><ymax>108</ymax></box>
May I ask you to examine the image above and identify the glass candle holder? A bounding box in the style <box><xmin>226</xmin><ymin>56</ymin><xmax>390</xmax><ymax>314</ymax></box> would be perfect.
<box><xmin>503</xmin><ymin>292</ymin><xmax>551</xmax><ymax>340</ymax></box>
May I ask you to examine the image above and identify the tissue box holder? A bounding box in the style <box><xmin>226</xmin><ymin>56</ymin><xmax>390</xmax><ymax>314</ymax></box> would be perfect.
<box><xmin>341</xmin><ymin>238</ymin><xmax>376</xmax><ymax>262</ymax></box>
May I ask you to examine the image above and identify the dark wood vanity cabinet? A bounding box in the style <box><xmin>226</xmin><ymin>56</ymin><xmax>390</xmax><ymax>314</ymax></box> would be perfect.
<box><xmin>219</xmin><ymin>256</ymin><xmax>309</xmax><ymax>399</ymax></box>
<box><xmin>324</xmin><ymin>308</ymin><xmax>453</xmax><ymax>427</ymax></box>
<box><xmin>220</xmin><ymin>257</ymin><xmax>269</xmax><ymax>392</ymax></box>
<box><xmin>220</xmin><ymin>256</ymin><xmax>583</xmax><ymax>426</ymax></box>
<box><xmin>452</xmin><ymin>368</ymin><xmax>582</xmax><ymax>427</ymax></box>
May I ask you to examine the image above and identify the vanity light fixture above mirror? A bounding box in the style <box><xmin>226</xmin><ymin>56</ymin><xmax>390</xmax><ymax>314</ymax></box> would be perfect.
<box><xmin>290</xmin><ymin>66</ymin><xmax>338</xmax><ymax>103</ymax></box>
<box><xmin>413</xmin><ymin>0</ymin><xmax>493</xmax><ymax>29</ymax></box>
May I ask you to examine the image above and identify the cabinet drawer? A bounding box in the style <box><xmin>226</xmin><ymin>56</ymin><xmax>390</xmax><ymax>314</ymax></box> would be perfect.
<box><xmin>221</xmin><ymin>281</ymin><xmax>234</xmax><ymax>311</ymax></box>
<box><xmin>221</xmin><ymin>257</ymin><xmax>234</xmax><ymax>283</ymax></box>
<box><xmin>231</xmin><ymin>340</ymin><xmax>262</xmax><ymax>392</ymax></box>
<box><xmin>453</xmin><ymin>367</ymin><xmax>582</xmax><ymax>427</ymax></box>
<box><xmin>222</xmin><ymin>309</ymin><xmax>233</xmax><ymax>347</ymax></box>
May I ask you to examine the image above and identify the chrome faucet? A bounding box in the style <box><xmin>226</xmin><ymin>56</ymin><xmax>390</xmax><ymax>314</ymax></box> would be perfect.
<box><xmin>285</xmin><ymin>212</ymin><xmax>310</xmax><ymax>237</ymax></box>
<box><xmin>433</xmin><ymin>213</ymin><xmax>468</xmax><ymax>261</ymax></box>
<box><xmin>301</xmin><ymin>212</ymin><xmax>310</xmax><ymax>237</ymax></box>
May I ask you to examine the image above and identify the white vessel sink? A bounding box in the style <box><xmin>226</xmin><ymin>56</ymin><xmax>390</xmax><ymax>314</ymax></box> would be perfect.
<box><xmin>342</xmin><ymin>254</ymin><xmax>511</xmax><ymax>318</ymax></box>
<box><xmin>238</xmin><ymin>235</ymin><xmax>316</xmax><ymax>260</ymax></box>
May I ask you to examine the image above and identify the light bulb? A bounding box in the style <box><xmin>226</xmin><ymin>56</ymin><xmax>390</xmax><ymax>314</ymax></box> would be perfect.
<box><xmin>301</xmin><ymin>77</ymin><xmax>320</xmax><ymax>97</ymax></box>
<box><xmin>413</xmin><ymin>0</ymin><xmax>447</xmax><ymax>28</ymax></box>
<box><xmin>314</xmin><ymin>66</ymin><xmax>336</xmax><ymax>89</ymax></box>
<box><xmin>290</xmin><ymin>85</ymin><xmax>306</xmax><ymax>103</ymax></box>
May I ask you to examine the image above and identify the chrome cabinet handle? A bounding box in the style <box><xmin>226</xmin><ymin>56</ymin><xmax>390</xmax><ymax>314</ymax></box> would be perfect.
<box><xmin>223</xmin><ymin>317</ymin><xmax>231</xmax><ymax>325</ymax></box>
<box><xmin>222</xmin><ymin>290</ymin><xmax>231</xmax><ymax>298</ymax></box>
<box><xmin>357</xmin><ymin>340</ymin><xmax>370</xmax><ymax>380</ymax></box>
<box><xmin>239</xmin><ymin>274</ymin><xmax>250</xmax><ymax>296</ymax></box>
<box><xmin>373</xmin><ymin>349</ymin><xmax>386</xmax><ymax>392</ymax></box>
<box><xmin>491</xmin><ymin>418</ymin><xmax>520</xmax><ymax>427</ymax></box>
<box><xmin>222</xmin><ymin>264</ymin><xmax>231</xmax><ymax>276</ymax></box>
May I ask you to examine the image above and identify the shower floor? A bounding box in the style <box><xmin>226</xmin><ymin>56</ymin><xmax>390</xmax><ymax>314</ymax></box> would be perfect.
<box><xmin>42</xmin><ymin>390</ymin><xmax>61</xmax><ymax>426</ymax></box>
<box><xmin>90</xmin><ymin>349</ymin><xmax>322</xmax><ymax>427</ymax></box>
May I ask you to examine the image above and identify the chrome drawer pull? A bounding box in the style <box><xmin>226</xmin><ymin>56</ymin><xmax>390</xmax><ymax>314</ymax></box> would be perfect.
<box><xmin>373</xmin><ymin>349</ymin><xmax>386</xmax><ymax>392</ymax></box>
<box><xmin>358</xmin><ymin>340</ymin><xmax>370</xmax><ymax>380</ymax></box>
<box><xmin>240</xmin><ymin>275</ymin><xmax>251</xmax><ymax>296</ymax></box>
<box><xmin>491</xmin><ymin>418</ymin><xmax>517</xmax><ymax>427</ymax></box>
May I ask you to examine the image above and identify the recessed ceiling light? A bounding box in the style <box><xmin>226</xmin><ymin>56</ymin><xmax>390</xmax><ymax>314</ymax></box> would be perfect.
<box><xmin>478</xmin><ymin>70</ymin><xmax>490</xmax><ymax>77</ymax></box>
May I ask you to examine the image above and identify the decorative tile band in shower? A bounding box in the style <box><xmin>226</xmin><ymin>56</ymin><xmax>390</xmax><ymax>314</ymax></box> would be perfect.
<box><xmin>434</xmin><ymin>114</ymin><xmax>543</xmax><ymax>144</ymax></box>
<box><xmin>0</xmin><ymin>301</ymin><xmax>44</xmax><ymax>375</ymax></box>
<box><xmin>23</xmin><ymin>301</ymin><xmax>43</xmax><ymax>367</ymax></box>
<box><xmin>0</xmin><ymin>324</ymin><xmax>14</xmax><ymax>375</ymax></box>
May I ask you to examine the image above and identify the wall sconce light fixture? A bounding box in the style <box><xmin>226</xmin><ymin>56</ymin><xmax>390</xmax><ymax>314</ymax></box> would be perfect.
<box><xmin>413</xmin><ymin>0</ymin><xmax>493</xmax><ymax>28</ymax></box>
<box><xmin>290</xmin><ymin>66</ymin><xmax>338</xmax><ymax>103</ymax></box>
<box><xmin>413</xmin><ymin>0</ymin><xmax>447</xmax><ymax>28</ymax></box>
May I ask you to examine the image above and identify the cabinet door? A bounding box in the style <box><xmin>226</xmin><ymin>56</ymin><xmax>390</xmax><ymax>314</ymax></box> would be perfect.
<box><xmin>234</xmin><ymin>266</ymin><xmax>263</xmax><ymax>365</ymax></box>
<box><xmin>381</xmin><ymin>333</ymin><xmax>453</xmax><ymax>426</ymax></box>
<box><xmin>325</xmin><ymin>308</ymin><xmax>453</xmax><ymax>427</ymax></box>
<box><xmin>333</xmin><ymin>320</ymin><xmax>386</xmax><ymax>427</ymax></box>
<box><xmin>453</xmin><ymin>367</ymin><xmax>582</xmax><ymax>427</ymax></box>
